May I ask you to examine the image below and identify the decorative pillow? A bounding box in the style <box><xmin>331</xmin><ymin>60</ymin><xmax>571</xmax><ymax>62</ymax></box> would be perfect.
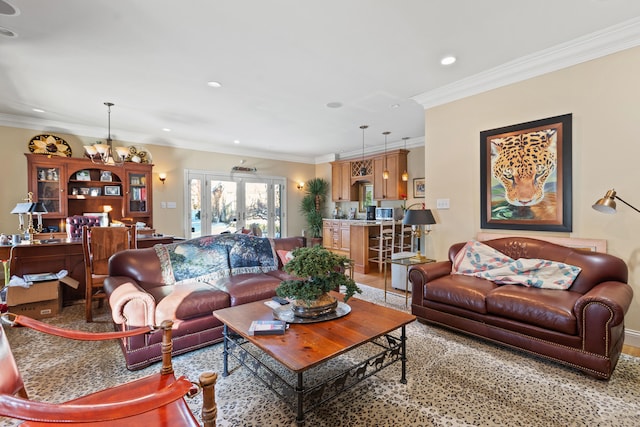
<box><xmin>452</xmin><ymin>240</ymin><xmax>581</xmax><ymax>290</ymax></box>
<box><xmin>277</xmin><ymin>250</ymin><xmax>294</xmax><ymax>266</ymax></box>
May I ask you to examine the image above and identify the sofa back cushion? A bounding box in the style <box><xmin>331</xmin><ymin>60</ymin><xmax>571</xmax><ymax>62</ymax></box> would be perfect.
<box><xmin>449</xmin><ymin>237</ymin><xmax>628</xmax><ymax>294</ymax></box>
<box><xmin>154</xmin><ymin>234</ymin><xmax>279</xmax><ymax>285</ymax></box>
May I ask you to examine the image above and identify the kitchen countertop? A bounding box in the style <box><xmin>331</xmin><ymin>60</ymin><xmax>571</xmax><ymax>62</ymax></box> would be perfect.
<box><xmin>323</xmin><ymin>218</ymin><xmax>401</xmax><ymax>225</ymax></box>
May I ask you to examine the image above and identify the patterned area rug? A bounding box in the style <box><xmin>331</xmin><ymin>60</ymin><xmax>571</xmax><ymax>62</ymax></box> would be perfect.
<box><xmin>2</xmin><ymin>285</ymin><xmax>640</xmax><ymax>426</ymax></box>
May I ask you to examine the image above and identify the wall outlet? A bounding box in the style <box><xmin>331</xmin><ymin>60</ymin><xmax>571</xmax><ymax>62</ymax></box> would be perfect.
<box><xmin>436</xmin><ymin>198</ymin><xmax>450</xmax><ymax>209</ymax></box>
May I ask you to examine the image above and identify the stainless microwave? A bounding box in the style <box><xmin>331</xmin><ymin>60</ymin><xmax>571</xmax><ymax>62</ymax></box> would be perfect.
<box><xmin>375</xmin><ymin>207</ymin><xmax>394</xmax><ymax>220</ymax></box>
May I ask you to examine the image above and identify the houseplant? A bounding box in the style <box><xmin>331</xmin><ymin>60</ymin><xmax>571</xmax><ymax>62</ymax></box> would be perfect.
<box><xmin>275</xmin><ymin>245</ymin><xmax>361</xmax><ymax>318</ymax></box>
<box><xmin>300</xmin><ymin>178</ymin><xmax>329</xmax><ymax>242</ymax></box>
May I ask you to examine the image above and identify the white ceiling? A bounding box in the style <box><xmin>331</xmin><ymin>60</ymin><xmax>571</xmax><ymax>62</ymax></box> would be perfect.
<box><xmin>1</xmin><ymin>0</ymin><xmax>640</xmax><ymax>164</ymax></box>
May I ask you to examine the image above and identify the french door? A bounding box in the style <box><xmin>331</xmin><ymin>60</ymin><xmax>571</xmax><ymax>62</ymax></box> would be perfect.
<box><xmin>185</xmin><ymin>170</ymin><xmax>285</xmax><ymax>238</ymax></box>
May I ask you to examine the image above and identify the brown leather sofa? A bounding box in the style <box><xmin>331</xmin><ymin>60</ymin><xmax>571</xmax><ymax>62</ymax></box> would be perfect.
<box><xmin>104</xmin><ymin>234</ymin><xmax>306</xmax><ymax>370</ymax></box>
<box><xmin>409</xmin><ymin>237</ymin><xmax>633</xmax><ymax>379</ymax></box>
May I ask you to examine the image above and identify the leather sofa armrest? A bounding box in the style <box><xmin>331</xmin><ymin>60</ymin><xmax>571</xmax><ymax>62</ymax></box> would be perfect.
<box><xmin>575</xmin><ymin>281</ymin><xmax>634</xmax><ymax>327</ymax></box>
<box><xmin>574</xmin><ymin>281</ymin><xmax>633</xmax><ymax>354</ymax></box>
<box><xmin>105</xmin><ymin>276</ymin><xmax>157</xmax><ymax>327</ymax></box>
<box><xmin>409</xmin><ymin>261</ymin><xmax>452</xmax><ymax>302</ymax></box>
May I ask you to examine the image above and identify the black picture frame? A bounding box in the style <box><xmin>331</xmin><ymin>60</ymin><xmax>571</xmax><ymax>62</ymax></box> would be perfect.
<box><xmin>104</xmin><ymin>185</ymin><xmax>120</xmax><ymax>196</ymax></box>
<box><xmin>413</xmin><ymin>178</ymin><xmax>425</xmax><ymax>198</ymax></box>
<box><xmin>480</xmin><ymin>113</ymin><xmax>572</xmax><ymax>232</ymax></box>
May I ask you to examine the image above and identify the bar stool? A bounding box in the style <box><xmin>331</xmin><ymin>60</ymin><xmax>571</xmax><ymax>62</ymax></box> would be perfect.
<box><xmin>394</xmin><ymin>223</ymin><xmax>413</xmax><ymax>253</ymax></box>
<box><xmin>368</xmin><ymin>220</ymin><xmax>395</xmax><ymax>273</ymax></box>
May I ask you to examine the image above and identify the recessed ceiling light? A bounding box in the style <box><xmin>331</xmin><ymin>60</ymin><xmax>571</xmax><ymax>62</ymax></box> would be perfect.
<box><xmin>207</xmin><ymin>81</ymin><xmax>222</xmax><ymax>88</ymax></box>
<box><xmin>326</xmin><ymin>102</ymin><xmax>343</xmax><ymax>109</ymax></box>
<box><xmin>32</xmin><ymin>108</ymin><xmax>45</xmax><ymax>113</ymax></box>
<box><xmin>233</xmin><ymin>140</ymin><xmax>240</xmax><ymax>144</ymax></box>
<box><xmin>162</xmin><ymin>128</ymin><xmax>171</xmax><ymax>132</ymax></box>
<box><xmin>441</xmin><ymin>56</ymin><xmax>456</xmax><ymax>66</ymax></box>
<box><xmin>0</xmin><ymin>26</ymin><xmax>16</xmax><ymax>37</ymax></box>
<box><xmin>390</xmin><ymin>103</ymin><xmax>400</xmax><ymax>109</ymax></box>
<box><xmin>0</xmin><ymin>0</ymin><xmax>18</xmax><ymax>16</ymax></box>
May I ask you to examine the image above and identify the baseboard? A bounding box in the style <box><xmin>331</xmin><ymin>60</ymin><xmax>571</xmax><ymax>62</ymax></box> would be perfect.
<box><xmin>625</xmin><ymin>328</ymin><xmax>640</xmax><ymax>348</ymax></box>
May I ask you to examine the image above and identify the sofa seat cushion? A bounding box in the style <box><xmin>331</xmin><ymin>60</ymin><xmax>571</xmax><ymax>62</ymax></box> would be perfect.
<box><xmin>211</xmin><ymin>273</ymin><xmax>282</xmax><ymax>306</ymax></box>
<box><xmin>148</xmin><ymin>283</ymin><xmax>231</xmax><ymax>321</ymax></box>
<box><xmin>426</xmin><ymin>275</ymin><xmax>497</xmax><ymax>314</ymax></box>
<box><xmin>486</xmin><ymin>285</ymin><xmax>580</xmax><ymax>335</ymax></box>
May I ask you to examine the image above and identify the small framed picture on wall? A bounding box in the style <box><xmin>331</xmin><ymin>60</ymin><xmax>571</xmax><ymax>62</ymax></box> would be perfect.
<box><xmin>413</xmin><ymin>178</ymin><xmax>425</xmax><ymax>198</ymax></box>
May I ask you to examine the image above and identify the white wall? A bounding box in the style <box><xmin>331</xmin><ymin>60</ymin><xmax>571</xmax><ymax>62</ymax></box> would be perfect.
<box><xmin>423</xmin><ymin>46</ymin><xmax>640</xmax><ymax>334</ymax></box>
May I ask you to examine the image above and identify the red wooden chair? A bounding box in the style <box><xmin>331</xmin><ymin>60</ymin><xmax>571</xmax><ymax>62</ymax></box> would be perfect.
<box><xmin>0</xmin><ymin>314</ymin><xmax>217</xmax><ymax>426</ymax></box>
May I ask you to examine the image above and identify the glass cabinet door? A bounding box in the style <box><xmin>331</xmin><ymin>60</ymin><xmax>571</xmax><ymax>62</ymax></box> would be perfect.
<box><xmin>36</xmin><ymin>165</ymin><xmax>64</xmax><ymax>215</ymax></box>
<box><xmin>127</xmin><ymin>172</ymin><xmax>148</xmax><ymax>214</ymax></box>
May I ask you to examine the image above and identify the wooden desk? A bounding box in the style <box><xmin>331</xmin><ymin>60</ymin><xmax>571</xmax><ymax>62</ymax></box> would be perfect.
<box><xmin>1</xmin><ymin>235</ymin><xmax>176</xmax><ymax>305</ymax></box>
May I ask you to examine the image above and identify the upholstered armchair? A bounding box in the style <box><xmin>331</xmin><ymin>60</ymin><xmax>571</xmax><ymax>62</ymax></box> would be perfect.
<box><xmin>66</xmin><ymin>215</ymin><xmax>102</xmax><ymax>239</ymax></box>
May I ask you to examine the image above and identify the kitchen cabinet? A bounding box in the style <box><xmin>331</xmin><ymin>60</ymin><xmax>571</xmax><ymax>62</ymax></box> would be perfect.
<box><xmin>339</xmin><ymin>221</ymin><xmax>351</xmax><ymax>252</ymax></box>
<box><xmin>322</xmin><ymin>219</ymin><xmax>352</xmax><ymax>252</ymax></box>
<box><xmin>373</xmin><ymin>150</ymin><xmax>407</xmax><ymax>201</ymax></box>
<box><xmin>330</xmin><ymin>150</ymin><xmax>407</xmax><ymax>202</ymax></box>
<box><xmin>26</xmin><ymin>154</ymin><xmax>154</xmax><ymax>232</ymax></box>
<box><xmin>331</xmin><ymin>161</ymin><xmax>357</xmax><ymax>202</ymax></box>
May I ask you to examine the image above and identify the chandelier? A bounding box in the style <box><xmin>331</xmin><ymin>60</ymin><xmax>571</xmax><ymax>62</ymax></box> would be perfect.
<box><xmin>84</xmin><ymin>102</ymin><xmax>129</xmax><ymax>166</ymax></box>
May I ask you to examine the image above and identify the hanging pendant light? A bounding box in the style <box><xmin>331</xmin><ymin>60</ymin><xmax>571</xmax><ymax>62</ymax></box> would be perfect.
<box><xmin>84</xmin><ymin>102</ymin><xmax>128</xmax><ymax>166</ymax></box>
<box><xmin>360</xmin><ymin>125</ymin><xmax>368</xmax><ymax>176</ymax></box>
<box><xmin>382</xmin><ymin>131</ymin><xmax>390</xmax><ymax>180</ymax></box>
<box><xmin>401</xmin><ymin>137</ymin><xmax>409</xmax><ymax>181</ymax></box>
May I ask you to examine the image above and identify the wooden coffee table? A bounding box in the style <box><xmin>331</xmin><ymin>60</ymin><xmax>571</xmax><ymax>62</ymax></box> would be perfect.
<box><xmin>213</xmin><ymin>292</ymin><xmax>416</xmax><ymax>425</ymax></box>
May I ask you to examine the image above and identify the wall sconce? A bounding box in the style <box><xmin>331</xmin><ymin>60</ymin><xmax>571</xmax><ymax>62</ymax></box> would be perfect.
<box><xmin>592</xmin><ymin>189</ymin><xmax>640</xmax><ymax>214</ymax></box>
<box><xmin>158</xmin><ymin>173</ymin><xmax>167</xmax><ymax>185</ymax></box>
<box><xmin>297</xmin><ymin>181</ymin><xmax>305</xmax><ymax>190</ymax></box>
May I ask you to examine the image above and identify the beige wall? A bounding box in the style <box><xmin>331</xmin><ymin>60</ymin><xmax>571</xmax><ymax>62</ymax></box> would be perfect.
<box><xmin>424</xmin><ymin>46</ymin><xmax>640</xmax><ymax>333</ymax></box>
<box><xmin>0</xmin><ymin>126</ymin><xmax>315</xmax><ymax>239</ymax></box>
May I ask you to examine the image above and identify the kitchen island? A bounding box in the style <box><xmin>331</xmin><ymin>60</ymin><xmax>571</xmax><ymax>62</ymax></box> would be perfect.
<box><xmin>323</xmin><ymin>219</ymin><xmax>407</xmax><ymax>274</ymax></box>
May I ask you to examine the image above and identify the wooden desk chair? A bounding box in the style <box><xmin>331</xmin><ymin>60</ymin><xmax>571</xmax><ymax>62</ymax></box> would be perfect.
<box><xmin>0</xmin><ymin>314</ymin><xmax>217</xmax><ymax>426</ymax></box>
<box><xmin>66</xmin><ymin>215</ymin><xmax>102</xmax><ymax>240</ymax></box>
<box><xmin>82</xmin><ymin>225</ymin><xmax>137</xmax><ymax>322</ymax></box>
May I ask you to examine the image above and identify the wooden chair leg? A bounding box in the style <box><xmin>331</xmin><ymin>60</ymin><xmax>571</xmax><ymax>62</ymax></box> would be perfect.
<box><xmin>200</xmin><ymin>372</ymin><xmax>218</xmax><ymax>427</ymax></box>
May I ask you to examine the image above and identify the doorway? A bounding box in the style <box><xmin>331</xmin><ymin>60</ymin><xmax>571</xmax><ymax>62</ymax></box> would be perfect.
<box><xmin>185</xmin><ymin>170</ymin><xmax>285</xmax><ymax>238</ymax></box>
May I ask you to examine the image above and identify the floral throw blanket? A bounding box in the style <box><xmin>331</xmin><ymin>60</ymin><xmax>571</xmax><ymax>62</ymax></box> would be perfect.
<box><xmin>451</xmin><ymin>240</ymin><xmax>581</xmax><ymax>290</ymax></box>
<box><xmin>154</xmin><ymin>234</ymin><xmax>278</xmax><ymax>285</ymax></box>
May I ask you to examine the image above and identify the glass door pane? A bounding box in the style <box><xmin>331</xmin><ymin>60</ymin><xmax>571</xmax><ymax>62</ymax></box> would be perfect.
<box><xmin>244</xmin><ymin>182</ymin><xmax>268</xmax><ymax>236</ymax></box>
<box><xmin>36</xmin><ymin>166</ymin><xmax>62</xmax><ymax>214</ymax></box>
<box><xmin>189</xmin><ymin>177</ymin><xmax>202</xmax><ymax>237</ymax></box>
<box><xmin>210</xmin><ymin>179</ymin><xmax>237</xmax><ymax>234</ymax></box>
<box><xmin>128</xmin><ymin>173</ymin><xmax>147</xmax><ymax>213</ymax></box>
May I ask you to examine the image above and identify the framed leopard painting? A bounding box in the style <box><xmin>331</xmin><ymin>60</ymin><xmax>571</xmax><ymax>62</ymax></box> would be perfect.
<box><xmin>480</xmin><ymin>114</ymin><xmax>572</xmax><ymax>232</ymax></box>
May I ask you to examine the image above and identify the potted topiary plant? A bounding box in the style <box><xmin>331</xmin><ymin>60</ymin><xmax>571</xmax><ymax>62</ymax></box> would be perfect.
<box><xmin>300</xmin><ymin>177</ymin><xmax>329</xmax><ymax>245</ymax></box>
<box><xmin>275</xmin><ymin>245</ymin><xmax>361</xmax><ymax>318</ymax></box>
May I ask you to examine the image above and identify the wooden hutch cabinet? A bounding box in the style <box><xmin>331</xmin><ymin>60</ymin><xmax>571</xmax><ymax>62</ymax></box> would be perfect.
<box><xmin>26</xmin><ymin>153</ymin><xmax>153</xmax><ymax>232</ymax></box>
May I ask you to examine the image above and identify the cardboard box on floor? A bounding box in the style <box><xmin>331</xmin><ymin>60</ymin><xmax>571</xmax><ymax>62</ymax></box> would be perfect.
<box><xmin>6</xmin><ymin>276</ymin><xmax>79</xmax><ymax>319</ymax></box>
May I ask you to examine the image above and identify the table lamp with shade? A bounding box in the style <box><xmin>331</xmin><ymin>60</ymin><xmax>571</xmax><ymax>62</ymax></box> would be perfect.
<box><xmin>10</xmin><ymin>192</ymin><xmax>48</xmax><ymax>242</ymax></box>
<box><xmin>592</xmin><ymin>189</ymin><xmax>640</xmax><ymax>214</ymax></box>
<box><xmin>402</xmin><ymin>208</ymin><xmax>436</xmax><ymax>262</ymax></box>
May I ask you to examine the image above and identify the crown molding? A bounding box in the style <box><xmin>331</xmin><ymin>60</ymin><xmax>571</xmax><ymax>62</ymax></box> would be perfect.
<box><xmin>0</xmin><ymin>113</ymin><xmax>317</xmax><ymax>164</ymax></box>
<box><xmin>412</xmin><ymin>17</ymin><xmax>640</xmax><ymax>110</ymax></box>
